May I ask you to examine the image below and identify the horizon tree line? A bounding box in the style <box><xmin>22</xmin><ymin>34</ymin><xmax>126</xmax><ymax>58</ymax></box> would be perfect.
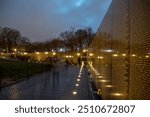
<box><xmin>0</xmin><ymin>26</ymin><xmax>95</xmax><ymax>53</ymax></box>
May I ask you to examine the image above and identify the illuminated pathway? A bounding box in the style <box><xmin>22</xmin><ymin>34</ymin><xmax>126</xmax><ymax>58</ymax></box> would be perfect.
<box><xmin>0</xmin><ymin>63</ymin><xmax>93</xmax><ymax>100</ymax></box>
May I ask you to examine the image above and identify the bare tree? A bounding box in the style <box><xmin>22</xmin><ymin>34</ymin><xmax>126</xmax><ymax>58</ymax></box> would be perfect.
<box><xmin>0</xmin><ymin>27</ymin><xmax>21</xmax><ymax>52</ymax></box>
<box><xmin>59</xmin><ymin>27</ymin><xmax>76</xmax><ymax>51</ymax></box>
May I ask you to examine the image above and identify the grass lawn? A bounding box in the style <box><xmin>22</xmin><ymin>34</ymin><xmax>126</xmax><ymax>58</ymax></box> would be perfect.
<box><xmin>0</xmin><ymin>58</ymin><xmax>52</xmax><ymax>87</ymax></box>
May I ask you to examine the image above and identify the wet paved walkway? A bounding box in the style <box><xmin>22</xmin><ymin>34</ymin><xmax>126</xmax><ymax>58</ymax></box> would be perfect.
<box><xmin>0</xmin><ymin>63</ymin><xmax>93</xmax><ymax>100</ymax></box>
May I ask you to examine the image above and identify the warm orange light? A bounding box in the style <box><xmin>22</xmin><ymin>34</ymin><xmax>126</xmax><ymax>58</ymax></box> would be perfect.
<box><xmin>89</xmin><ymin>53</ymin><xmax>94</xmax><ymax>56</ymax></box>
<box><xmin>36</xmin><ymin>52</ymin><xmax>39</xmax><ymax>54</ymax></box>
<box><xmin>24</xmin><ymin>52</ymin><xmax>27</xmax><ymax>55</ymax></box>
<box><xmin>53</xmin><ymin>52</ymin><xmax>56</xmax><ymax>55</ymax></box>
<box><xmin>83</xmin><ymin>49</ymin><xmax>88</xmax><ymax>53</ymax></box>
<box><xmin>99</xmin><ymin>80</ymin><xmax>109</xmax><ymax>83</ymax></box>
<box><xmin>122</xmin><ymin>54</ymin><xmax>126</xmax><ymax>56</ymax></box>
<box><xmin>77</xmin><ymin>53</ymin><xmax>80</xmax><ymax>56</ymax></box>
<box><xmin>14</xmin><ymin>48</ymin><xmax>17</xmax><ymax>52</ymax></box>
<box><xmin>45</xmin><ymin>52</ymin><xmax>48</xmax><ymax>54</ymax></box>
<box><xmin>145</xmin><ymin>55</ymin><xmax>149</xmax><ymax>58</ymax></box>
<box><xmin>113</xmin><ymin>54</ymin><xmax>118</xmax><ymax>57</ymax></box>
<box><xmin>112</xmin><ymin>93</ymin><xmax>123</xmax><ymax>96</ymax></box>
<box><xmin>132</xmin><ymin>54</ymin><xmax>136</xmax><ymax>57</ymax></box>
<box><xmin>97</xmin><ymin>56</ymin><xmax>103</xmax><ymax>59</ymax></box>
<box><xmin>105</xmin><ymin>85</ymin><xmax>113</xmax><ymax>88</ymax></box>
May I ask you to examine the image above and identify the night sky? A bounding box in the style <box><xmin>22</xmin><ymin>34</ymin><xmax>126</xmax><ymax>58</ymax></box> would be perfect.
<box><xmin>0</xmin><ymin>0</ymin><xmax>112</xmax><ymax>41</ymax></box>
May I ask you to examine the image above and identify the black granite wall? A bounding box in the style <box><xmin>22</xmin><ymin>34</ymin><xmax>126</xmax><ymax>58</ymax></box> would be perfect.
<box><xmin>90</xmin><ymin>0</ymin><xmax>150</xmax><ymax>99</ymax></box>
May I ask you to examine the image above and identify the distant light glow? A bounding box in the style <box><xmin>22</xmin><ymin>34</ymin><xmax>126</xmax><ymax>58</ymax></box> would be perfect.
<box><xmin>122</xmin><ymin>54</ymin><xmax>126</xmax><ymax>56</ymax></box>
<box><xmin>145</xmin><ymin>55</ymin><xmax>149</xmax><ymax>58</ymax></box>
<box><xmin>105</xmin><ymin>85</ymin><xmax>113</xmax><ymax>88</ymax></box>
<box><xmin>77</xmin><ymin>53</ymin><xmax>80</xmax><ymax>56</ymax></box>
<box><xmin>53</xmin><ymin>52</ymin><xmax>56</xmax><ymax>55</ymax></box>
<box><xmin>99</xmin><ymin>80</ymin><xmax>107</xmax><ymax>82</ymax></box>
<box><xmin>101</xmin><ymin>49</ymin><xmax>113</xmax><ymax>53</ymax></box>
<box><xmin>98</xmin><ymin>76</ymin><xmax>103</xmax><ymax>78</ymax></box>
<box><xmin>97</xmin><ymin>56</ymin><xmax>103</xmax><ymax>59</ymax></box>
<box><xmin>132</xmin><ymin>54</ymin><xmax>136</xmax><ymax>57</ymax></box>
<box><xmin>24</xmin><ymin>52</ymin><xmax>27</xmax><ymax>55</ymax></box>
<box><xmin>69</xmin><ymin>55</ymin><xmax>73</xmax><ymax>58</ymax></box>
<box><xmin>45</xmin><ymin>52</ymin><xmax>48</xmax><ymax>54</ymax></box>
<box><xmin>112</xmin><ymin>93</ymin><xmax>123</xmax><ymax>96</ymax></box>
<box><xmin>83</xmin><ymin>49</ymin><xmax>88</xmax><ymax>53</ymax></box>
<box><xmin>14</xmin><ymin>48</ymin><xmax>17</xmax><ymax>52</ymax></box>
<box><xmin>36</xmin><ymin>52</ymin><xmax>39</xmax><ymax>54</ymax></box>
<box><xmin>89</xmin><ymin>53</ymin><xmax>94</xmax><ymax>56</ymax></box>
<box><xmin>113</xmin><ymin>54</ymin><xmax>118</xmax><ymax>57</ymax></box>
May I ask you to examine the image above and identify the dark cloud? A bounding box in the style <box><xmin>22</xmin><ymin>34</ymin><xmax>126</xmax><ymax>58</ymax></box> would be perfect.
<box><xmin>0</xmin><ymin>0</ymin><xmax>112</xmax><ymax>41</ymax></box>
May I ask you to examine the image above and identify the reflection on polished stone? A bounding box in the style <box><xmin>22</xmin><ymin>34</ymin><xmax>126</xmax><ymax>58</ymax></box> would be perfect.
<box><xmin>89</xmin><ymin>0</ymin><xmax>150</xmax><ymax>99</ymax></box>
<box><xmin>0</xmin><ymin>64</ymin><xmax>94</xmax><ymax>100</ymax></box>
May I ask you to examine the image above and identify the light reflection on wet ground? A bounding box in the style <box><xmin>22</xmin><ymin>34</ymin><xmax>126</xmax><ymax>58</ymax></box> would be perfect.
<box><xmin>0</xmin><ymin>64</ymin><xmax>92</xmax><ymax>100</ymax></box>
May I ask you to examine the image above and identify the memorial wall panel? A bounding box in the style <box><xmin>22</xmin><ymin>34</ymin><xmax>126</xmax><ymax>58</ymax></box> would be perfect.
<box><xmin>90</xmin><ymin>0</ymin><xmax>150</xmax><ymax>99</ymax></box>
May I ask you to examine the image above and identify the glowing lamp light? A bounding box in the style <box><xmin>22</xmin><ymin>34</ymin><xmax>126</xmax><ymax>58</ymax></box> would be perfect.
<box><xmin>36</xmin><ymin>52</ymin><xmax>39</xmax><ymax>54</ymax></box>
<box><xmin>72</xmin><ymin>91</ymin><xmax>77</xmax><ymax>95</ymax></box>
<box><xmin>53</xmin><ymin>52</ymin><xmax>56</xmax><ymax>55</ymax></box>
<box><xmin>98</xmin><ymin>76</ymin><xmax>103</xmax><ymax>78</ymax></box>
<box><xmin>24</xmin><ymin>52</ymin><xmax>27</xmax><ymax>55</ymax></box>
<box><xmin>14</xmin><ymin>48</ymin><xmax>17</xmax><ymax>52</ymax></box>
<box><xmin>102</xmin><ymin>49</ymin><xmax>113</xmax><ymax>53</ymax></box>
<box><xmin>75</xmin><ymin>84</ymin><xmax>79</xmax><ymax>87</ymax></box>
<box><xmin>145</xmin><ymin>55</ymin><xmax>149</xmax><ymax>58</ymax></box>
<box><xmin>77</xmin><ymin>78</ymin><xmax>80</xmax><ymax>82</ymax></box>
<box><xmin>99</xmin><ymin>80</ymin><xmax>109</xmax><ymax>83</ymax></box>
<box><xmin>77</xmin><ymin>53</ymin><xmax>80</xmax><ymax>56</ymax></box>
<box><xmin>112</xmin><ymin>93</ymin><xmax>123</xmax><ymax>96</ymax></box>
<box><xmin>132</xmin><ymin>54</ymin><xmax>136</xmax><ymax>57</ymax></box>
<box><xmin>106</xmin><ymin>50</ymin><xmax>113</xmax><ymax>52</ymax></box>
<box><xmin>45</xmin><ymin>52</ymin><xmax>48</xmax><ymax>54</ymax></box>
<box><xmin>122</xmin><ymin>54</ymin><xmax>126</xmax><ymax>56</ymax></box>
<box><xmin>69</xmin><ymin>55</ymin><xmax>73</xmax><ymax>58</ymax></box>
<box><xmin>83</xmin><ymin>49</ymin><xmax>88</xmax><ymax>53</ymax></box>
<box><xmin>105</xmin><ymin>85</ymin><xmax>113</xmax><ymax>88</ymax></box>
<box><xmin>97</xmin><ymin>56</ymin><xmax>103</xmax><ymax>59</ymax></box>
<box><xmin>89</xmin><ymin>53</ymin><xmax>94</xmax><ymax>56</ymax></box>
<box><xmin>113</xmin><ymin>54</ymin><xmax>118</xmax><ymax>57</ymax></box>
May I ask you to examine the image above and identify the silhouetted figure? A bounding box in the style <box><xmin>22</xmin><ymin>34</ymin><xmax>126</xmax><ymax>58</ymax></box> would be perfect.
<box><xmin>78</xmin><ymin>57</ymin><xmax>82</xmax><ymax>67</ymax></box>
<box><xmin>52</xmin><ymin>62</ymin><xmax>60</xmax><ymax>88</ymax></box>
<box><xmin>82</xmin><ymin>56</ymin><xmax>87</xmax><ymax>67</ymax></box>
<box><xmin>65</xmin><ymin>59</ymin><xmax>69</xmax><ymax>70</ymax></box>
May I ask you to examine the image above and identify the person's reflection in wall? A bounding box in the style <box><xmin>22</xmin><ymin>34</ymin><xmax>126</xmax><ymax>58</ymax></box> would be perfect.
<box><xmin>52</xmin><ymin>60</ymin><xmax>60</xmax><ymax>89</ymax></box>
